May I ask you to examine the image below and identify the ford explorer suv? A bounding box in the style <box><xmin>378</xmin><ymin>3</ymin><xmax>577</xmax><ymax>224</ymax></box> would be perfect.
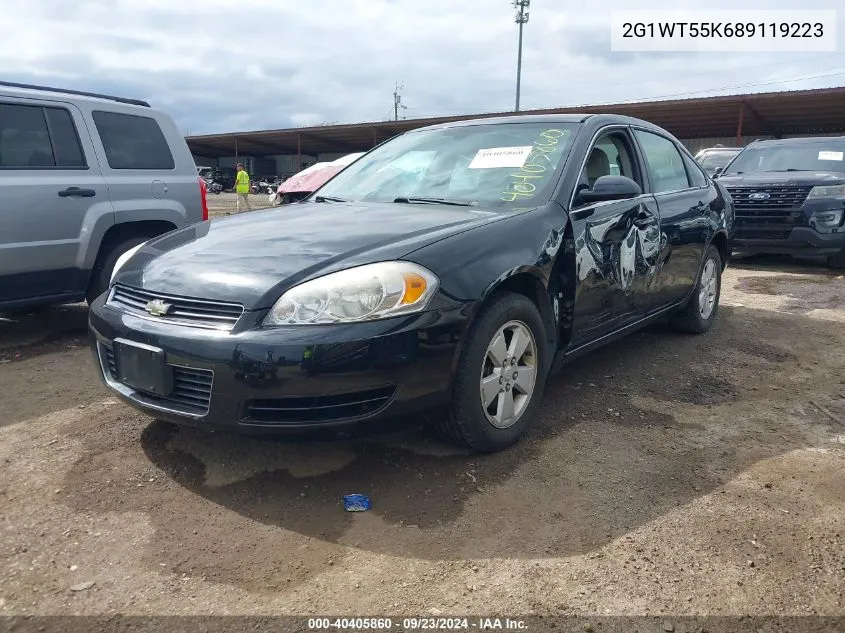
<box><xmin>0</xmin><ymin>81</ymin><xmax>208</xmax><ymax>312</ymax></box>
<box><xmin>717</xmin><ymin>136</ymin><xmax>845</xmax><ymax>269</ymax></box>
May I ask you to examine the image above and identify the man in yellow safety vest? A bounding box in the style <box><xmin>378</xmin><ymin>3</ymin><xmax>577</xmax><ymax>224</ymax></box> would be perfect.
<box><xmin>235</xmin><ymin>163</ymin><xmax>252</xmax><ymax>213</ymax></box>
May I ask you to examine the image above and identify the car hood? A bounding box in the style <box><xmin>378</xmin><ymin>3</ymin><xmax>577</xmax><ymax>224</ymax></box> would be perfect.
<box><xmin>115</xmin><ymin>201</ymin><xmax>505</xmax><ymax>309</ymax></box>
<box><xmin>717</xmin><ymin>171</ymin><xmax>845</xmax><ymax>187</ymax></box>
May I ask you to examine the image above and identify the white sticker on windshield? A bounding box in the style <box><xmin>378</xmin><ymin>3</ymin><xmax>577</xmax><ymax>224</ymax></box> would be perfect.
<box><xmin>818</xmin><ymin>151</ymin><xmax>844</xmax><ymax>161</ymax></box>
<box><xmin>469</xmin><ymin>146</ymin><xmax>533</xmax><ymax>169</ymax></box>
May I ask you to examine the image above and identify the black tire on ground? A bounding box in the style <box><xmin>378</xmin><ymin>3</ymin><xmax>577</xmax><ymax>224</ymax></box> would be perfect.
<box><xmin>85</xmin><ymin>236</ymin><xmax>149</xmax><ymax>304</ymax></box>
<box><xmin>671</xmin><ymin>244</ymin><xmax>722</xmax><ymax>334</ymax></box>
<box><xmin>436</xmin><ymin>291</ymin><xmax>548</xmax><ymax>453</ymax></box>
<box><xmin>828</xmin><ymin>249</ymin><xmax>845</xmax><ymax>270</ymax></box>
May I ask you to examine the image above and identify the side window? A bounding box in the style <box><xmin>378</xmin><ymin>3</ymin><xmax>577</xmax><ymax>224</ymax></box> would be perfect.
<box><xmin>44</xmin><ymin>107</ymin><xmax>86</xmax><ymax>168</ymax></box>
<box><xmin>634</xmin><ymin>130</ymin><xmax>691</xmax><ymax>193</ymax></box>
<box><xmin>92</xmin><ymin>111</ymin><xmax>175</xmax><ymax>170</ymax></box>
<box><xmin>0</xmin><ymin>104</ymin><xmax>55</xmax><ymax>168</ymax></box>
<box><xmin>575</xmin><ymin>130</ymin><xmax>642</xmax><ymax>202</ymax></box>
<box><xmin>681</xmin><ymin>151</ymin><xmax>707</xmax><ymax>187</ymax></box>
<box><xmin>0</xmin><ymin>104</ymin><xmax>87</xmax><ymax>169</ymax></box>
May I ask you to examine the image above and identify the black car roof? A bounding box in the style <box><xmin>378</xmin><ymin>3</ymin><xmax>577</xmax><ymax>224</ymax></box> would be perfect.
<box><xmin>411</xmin><ymin>113</ymin><xmax>672</xmax><ymax>134</ymax></box>
<box><xmin>749</xmin><ymin>136</ymin><xmax>845</xmax><ymax>147</ymax></box>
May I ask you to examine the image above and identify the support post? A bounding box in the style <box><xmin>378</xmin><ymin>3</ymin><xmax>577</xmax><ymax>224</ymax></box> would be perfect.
<box><xmin>297</xmin><ymin>133</ymin><xmax>302</xmax><ymax>171</ymax></box>
<box><xmin>736</xmin><ymin>102</ymin><xmax>745</xmax><ymax>145</ymax></box>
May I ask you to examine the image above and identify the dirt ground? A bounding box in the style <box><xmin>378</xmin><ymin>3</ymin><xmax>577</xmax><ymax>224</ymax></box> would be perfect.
<box><xmin>206</xmin><ymin>191</ymin><xmax>275</xmax><ymax>218</ymax></box>
<box><xmin>1</xmin><ymin>255</ymin><xmax>844</xmax><ymax>620</ymax></box>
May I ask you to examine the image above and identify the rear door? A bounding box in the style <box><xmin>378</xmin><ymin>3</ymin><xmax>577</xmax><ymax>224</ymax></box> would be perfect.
<box><xmin>568</xmin><ymin>126</ymin><xmax>662</xmax><ymax>345</ymax></box>
<box><xmin>0</xmin><ymin>99</ymin><xmax>112</xmax><ymax>303</ymax></box>
<box><xmin>632</xmin><ymin>129</ymin><xmax>711</xmax><ymax>308</ymax></box>
<box><xmin>85</xmin><ymin>108</ymin><xmax>201</xmax><ymax>226</ymax></box>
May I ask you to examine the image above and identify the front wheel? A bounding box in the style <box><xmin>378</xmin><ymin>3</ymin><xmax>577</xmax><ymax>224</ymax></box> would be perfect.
<box><xmin>437</xmin><ymin>292</ymin><xmax>547</xmax><ymax>453</ymax></box>
<box><xmin>671</xmin><ymin>244</ymin><xmax>722</xmax><ymax>334</ymax></box>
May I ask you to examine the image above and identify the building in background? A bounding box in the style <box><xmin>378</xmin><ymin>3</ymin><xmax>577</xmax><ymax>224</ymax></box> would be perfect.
<box><xmin>186</xmin><ymin>87</ymin><xmax>845</xmax><ymax>177</ymax></box>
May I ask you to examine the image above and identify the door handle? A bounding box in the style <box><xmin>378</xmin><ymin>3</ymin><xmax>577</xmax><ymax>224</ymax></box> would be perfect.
<box><xmin>58</xmin><ymin>187</ymin><xmax>96</xmax><ymax>198</ymax></box>
<box><xmin>570</xmin><ymin>207</ymin><xmax>595</xmax><ymax>221</ymax></box>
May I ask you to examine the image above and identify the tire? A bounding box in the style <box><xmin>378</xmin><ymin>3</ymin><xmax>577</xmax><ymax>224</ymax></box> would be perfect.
<box><xmin>86</xmin><ymin>236</ymin><xmax>149</xmax><ymax>304</ymax></box>
<box><xmin>671</xmin><ymin>244</ymin><xmax>722</xmax><ymax>334</ymax></box>
<box><xmin>828</xmin><ymin>249</ymin><xmax>845</xmax><ymax>270</ymax></box>
<box><xmin>437</xmin><ymin>292</ymin><xmax>548</xmax><ymax>453</ymax></box>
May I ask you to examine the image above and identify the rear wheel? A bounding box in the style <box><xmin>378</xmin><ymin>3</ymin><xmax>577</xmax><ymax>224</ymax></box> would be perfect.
<box><xmin>437</xmin><ymin>292</ymin><xmax>547</xmax><ymax>453</ymax></box>
<box><xmin>671</xmin><ymin>244</ymin><xmax>722</xmax><ymax>334</ymax></box>
<box><xmin>86</xmin><ymin>236</ymin><xmax>149</xmax><ymax>304</ymax></box>
<box><xmin>828</xmin><ymin>249</ymin><xmax>845</xmax><ymax>270</ymax></box>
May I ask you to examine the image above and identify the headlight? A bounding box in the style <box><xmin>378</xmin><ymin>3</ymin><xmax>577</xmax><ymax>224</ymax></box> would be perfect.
<box><xmin>110</xmin><ymin>243</ymin><xmax>145</xmax><ymax>284</ymax></box>
<box><xmin>264</xmin><ymin>261</ymin><xmax>439</xmax><ymax>325</ymax></box>
<box><xmin>807</xmin><ymin>185</ymin><xmax>845</xmax><ymax>200</ymax></box>
<box><xmin>812</xmin><ymin>209</ymin><xmax>843</xmax><ymax>227</ymax></box>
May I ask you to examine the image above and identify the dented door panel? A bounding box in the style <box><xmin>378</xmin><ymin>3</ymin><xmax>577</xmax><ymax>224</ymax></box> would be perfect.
<box><xmin>570</xmin><ymin>194</ymin><xmax>662</xmax><ymax>343</ymax></box>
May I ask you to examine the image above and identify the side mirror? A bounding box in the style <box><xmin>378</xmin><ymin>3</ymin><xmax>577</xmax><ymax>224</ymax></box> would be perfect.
<box><xmin>575</xmin><ymin>175</ymin><xmax>641</xmax><ymax>205</ymax></box>
<box><xmin>712</xmin><ymin>167</ymin><xmax>723</xmax><ymax>178</ymax></box>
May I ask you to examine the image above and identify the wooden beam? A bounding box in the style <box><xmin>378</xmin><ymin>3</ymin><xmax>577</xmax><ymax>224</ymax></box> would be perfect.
<box><xmin>736</xmin><ymin>102</ymin><xmax>745</xmax><ymax>145</ymax></box>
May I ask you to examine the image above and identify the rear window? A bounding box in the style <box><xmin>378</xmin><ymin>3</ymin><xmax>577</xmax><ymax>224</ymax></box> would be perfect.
<box><xmin>92</xmin><ymin>111</ymin><xmax>175</xmax><ymax>170</ymax></box>
<box><xmin>0</xmin><ymin>103</ymin><xmax>86</xmax><ymax>169</ymax></box>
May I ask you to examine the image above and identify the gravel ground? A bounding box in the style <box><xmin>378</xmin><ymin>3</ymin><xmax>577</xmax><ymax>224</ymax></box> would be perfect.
<box><xmin>206</xmin><ymin>191</ymin><xmax>275</xmax><ymax>218</ymax></box>
<box><xmin>0</xmin><ymin>255</ymin><xmax>844</xmax><ymax>621</ymax></box>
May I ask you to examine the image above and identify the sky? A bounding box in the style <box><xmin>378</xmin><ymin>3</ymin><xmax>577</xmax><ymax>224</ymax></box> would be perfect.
<box><xmin>1</xmin><ymin>0</ymin><xmax>844</xmax><ymax>135</ymax></box>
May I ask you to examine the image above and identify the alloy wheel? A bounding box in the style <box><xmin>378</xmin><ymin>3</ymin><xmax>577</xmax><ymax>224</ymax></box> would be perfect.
<box><xmin>698</xmin><ymin>258</ymin><xmax>718</xmax><ymax>320</ymax></box>
<box><xmin>479</xmin><ymin>320</ymin><xmax>538</xmax><ymax>429</ymax></box>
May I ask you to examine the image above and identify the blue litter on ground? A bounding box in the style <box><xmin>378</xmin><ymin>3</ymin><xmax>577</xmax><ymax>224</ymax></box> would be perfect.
<box><xmin>343</xmin><ymin>494</ymin><xmax>371</xmax><ymax>512</ymax></box>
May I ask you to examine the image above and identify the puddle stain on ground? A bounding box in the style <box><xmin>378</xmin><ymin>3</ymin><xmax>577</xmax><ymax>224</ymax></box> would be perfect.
<box><xmin>738</xmin><ymin>275</ymin><xmax>845</xmax><ymax>313</ymax></box>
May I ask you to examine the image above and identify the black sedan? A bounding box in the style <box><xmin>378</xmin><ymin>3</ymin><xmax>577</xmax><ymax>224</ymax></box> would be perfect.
<box><xmin>89</xmin><ymin>114</ymin><xmax>733</xmax><ymax>453</ymax></box>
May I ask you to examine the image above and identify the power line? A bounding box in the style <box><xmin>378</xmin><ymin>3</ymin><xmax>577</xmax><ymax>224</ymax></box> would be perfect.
<box><xmin>559</xmin><ymin>52</ymin><xmax>845</xmax><ymax>104</ymax></box>
<box><xmin>580</xmin><ymin>68</ymin><xmax>845</xmax><ymax>107</ymax></box>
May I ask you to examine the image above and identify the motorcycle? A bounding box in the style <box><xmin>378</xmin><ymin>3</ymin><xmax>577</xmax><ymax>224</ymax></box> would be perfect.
<box><xmin>204</xmin><ymin>178</ymin><xmax>223</xmax><ymax>194</ymax></box>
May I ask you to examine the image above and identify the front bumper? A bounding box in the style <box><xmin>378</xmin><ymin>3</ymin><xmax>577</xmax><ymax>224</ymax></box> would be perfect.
<box><xmin>88</xmin><ymin>293</ymin><xmax>470</xmax><ymax>435</ymax></box>
<box><xmin>732</xmin><ymin>226</ymin><xmax>845</xmax><ymax>257</ymax></box>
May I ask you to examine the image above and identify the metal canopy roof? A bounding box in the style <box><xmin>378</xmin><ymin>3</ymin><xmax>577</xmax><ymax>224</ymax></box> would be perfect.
<box><xmin>186</xmin><ymin>86</ymin><xmax>845</xmax><ymax>158</ymax></box>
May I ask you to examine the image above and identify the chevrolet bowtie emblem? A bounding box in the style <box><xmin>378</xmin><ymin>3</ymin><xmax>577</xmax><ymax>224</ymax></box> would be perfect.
<box><xmin>145</xmin><ymin>299</ymin><xmax>172</xmax><ymax>317</ymax></box>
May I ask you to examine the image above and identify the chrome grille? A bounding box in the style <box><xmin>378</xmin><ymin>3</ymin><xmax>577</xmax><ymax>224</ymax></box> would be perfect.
<box><xmin>108</xmin><ymin>285</ymin><xmax>244</xmax><ymax>330</ymax></box>
<box><xmin>101</xmin><ymin>344</ymin><xmax>213</xmax><ymax>416</ymax></box>
<box><xmin>727</xmin><ymin>185</ymin><xmax>812</xmax><ymax>225</ymax></box>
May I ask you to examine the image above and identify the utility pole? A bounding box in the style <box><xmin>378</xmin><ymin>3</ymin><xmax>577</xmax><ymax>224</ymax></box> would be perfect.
<box><xmin>393</xmin><ymin>82</ymin><xmax>407</xmax><ymax>121</ymax></box>
<box><xmin>513</xmin><ymin>0</ymin><xmax>530</xmax><ymax>112</ymax></box>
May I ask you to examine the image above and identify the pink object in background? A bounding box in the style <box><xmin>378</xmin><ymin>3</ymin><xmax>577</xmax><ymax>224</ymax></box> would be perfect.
<box><xmin>276</xmin><ymin>152</ymin><xmax>364</xmax><ymax>195</ymax></box>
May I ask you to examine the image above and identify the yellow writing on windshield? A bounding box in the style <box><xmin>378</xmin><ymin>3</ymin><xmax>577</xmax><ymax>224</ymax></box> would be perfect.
<box><xmin>501</xmin><ymin>129</ymin><xmax>569</xmax><ymax>202</ymax></box>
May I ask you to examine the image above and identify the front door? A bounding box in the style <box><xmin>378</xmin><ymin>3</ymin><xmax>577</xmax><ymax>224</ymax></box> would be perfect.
<box><xmin>569</xmin><ymin>128</ymin><xmax>662</xmax><ymax>345</ymax></box>
<box><xmin>0</xmin><ymin>100</ymin><xmax>112</xmax><ymax>302</ymax></box>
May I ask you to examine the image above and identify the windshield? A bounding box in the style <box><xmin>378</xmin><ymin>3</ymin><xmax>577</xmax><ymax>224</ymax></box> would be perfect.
<box><xmin>698</xmin><ymin>150</ymin><xmax>740</xmax><ymax>174</ymax></box>
<box><xmin>313</xmin><ymin>122</ymin><xmax>578</xmax><ymax>207</ymax></box>
<box><xmin>724</xmin><ymin>140</ymin><xmax>845</xmax><ymax>175</ymax></box>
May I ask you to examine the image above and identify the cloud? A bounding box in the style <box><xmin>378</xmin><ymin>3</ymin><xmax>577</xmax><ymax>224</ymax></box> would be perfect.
<box><xmin>1</xmin><ymin>0</ymin><xmax>843</xmax><ymax>134</ymax></box>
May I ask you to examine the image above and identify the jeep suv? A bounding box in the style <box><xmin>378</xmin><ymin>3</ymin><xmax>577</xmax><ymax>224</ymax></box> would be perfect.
<box><xmin>717</xmin><ymin>136</ymin><xmax>845</xmax><ymax>269</ymax></box>
<box><xmin>0</xmin><ymin>81</ymin><xmax>208</xmax><ymax>311</ymax></box>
